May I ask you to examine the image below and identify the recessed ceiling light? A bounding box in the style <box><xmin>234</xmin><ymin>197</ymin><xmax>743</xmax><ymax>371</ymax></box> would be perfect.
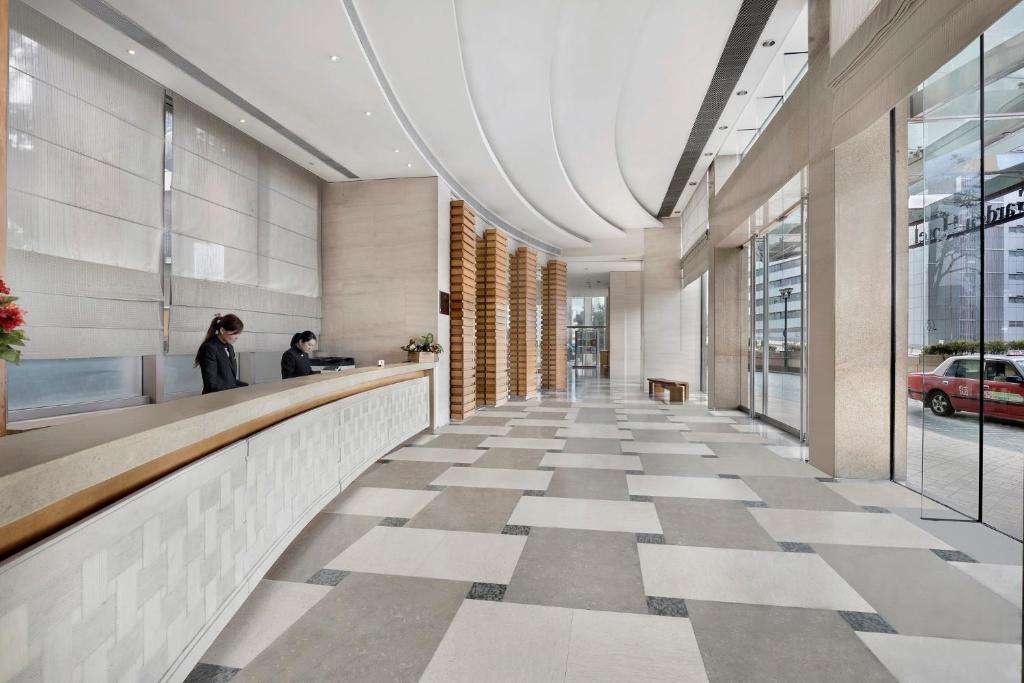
<box><xmin>239</xmin><ymin>118</ymin><xmax>246</xmax><ymax>124</ymax></box>
<box><xmin>126</xmin><ymin>48</ymin><xmax>136</xmax><ymax>55</ymax></box>
<box><xmin>718</xmin><ymin>125</ymin><xmax>728</xmax><ymax>130</ymax></box>
<box><xmin>762</xmin><ymin>39</ymin><xmax>776</xmax><ymax>47</ymax></box>
<box><xmin>309</xmin><ymin>161</ymin><xmax>315</xmax><ymax>165</ymax></box>
<box><xmin>737</xmin><ymin>90</ymin><xmax>748</xmax><ymax>96</ymax></box>
<box><xmin>330</xmin><ymin>55</ymin><xmax>340</xmax><ymax>62</ymax></box>
<box><xmin>689</xmin><ymin>181</ymin><xmax>697</xmax><ymax>186</ymax></box>
<box><xmin>393</xmin><ymin>148</ymin><xmax>400</xmax><ymax>153</ymax></box>
<box><xmin>704</xmin><ymin>152</ymin><xmax>713</xmax><ymax>157</ymax></box>
<box><xmin>406</xmin><ymin>162</ymin><xmax>413</xmax><ymax>168</ymax></box>
<box><xmin>364</xmin><ymin>111</ymin><xmax>372</xmax><ymax>116</ymax></box>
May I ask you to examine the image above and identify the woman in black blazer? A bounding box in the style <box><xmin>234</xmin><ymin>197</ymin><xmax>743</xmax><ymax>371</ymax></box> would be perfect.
<box><xmin>194</xmin><ymin>313</ymin><xmax>249</xmax><ymax>394</ymax></box>
<box><xmin>281</xmin><ymin>331</ymin><xmax>319</xmax><ymax>379</ymax></box>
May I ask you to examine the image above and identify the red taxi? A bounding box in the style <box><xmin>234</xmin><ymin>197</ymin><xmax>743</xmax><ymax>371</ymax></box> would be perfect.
<box><xmin>908</xmin><ymin>354</ymin><xmax>1024</xmax><ymax>421</ymax></box>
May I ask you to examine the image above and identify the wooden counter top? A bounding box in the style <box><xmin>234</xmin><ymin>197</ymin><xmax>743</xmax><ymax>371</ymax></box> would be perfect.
<box><xmin>0</xmin><ymin>362</ymin><xmax>435</xmax><ymax>558</ymax></box>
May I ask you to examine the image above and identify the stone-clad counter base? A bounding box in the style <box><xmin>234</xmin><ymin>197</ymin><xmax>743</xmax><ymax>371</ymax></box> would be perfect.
<box><xmin>0</xmin><ymin>374</ymin><xmax>430</xmax><ymax>683</ymax></box>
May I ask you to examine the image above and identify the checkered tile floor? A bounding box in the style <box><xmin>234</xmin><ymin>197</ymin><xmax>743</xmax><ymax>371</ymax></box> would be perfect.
<box><xmin>186</xmin><ymin>379</ymin><xmax>1022</xmax><ymax>682</ymax></box>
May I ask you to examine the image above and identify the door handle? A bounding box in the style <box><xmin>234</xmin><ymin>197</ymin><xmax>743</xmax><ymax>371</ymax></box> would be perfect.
<box><xmin>983</xmin><ymin>385</ymin><xmax>991</xmax><ymax>389</ymax></box>
<box><xmin>942</xmin><ymin>380</ymin><xmax>949</xmax><ymax>385</ymax></box>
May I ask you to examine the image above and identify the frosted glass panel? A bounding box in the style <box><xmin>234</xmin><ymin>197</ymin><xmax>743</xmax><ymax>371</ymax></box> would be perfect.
<box><xmin>8</xmin><ymin>356</ymin><xmax>142</xmax><ymax>410</ymax></box>
<box><xmin>164</xmin><ymin>354</ymin><xmax>203</xmax><ymax>396</ymax></box>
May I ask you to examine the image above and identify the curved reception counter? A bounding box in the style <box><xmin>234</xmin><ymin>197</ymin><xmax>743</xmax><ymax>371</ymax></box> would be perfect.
<box><xmin>0</xmin><ymin>363</ymin><xmax>437</xmax><ymax>682</ymax></box>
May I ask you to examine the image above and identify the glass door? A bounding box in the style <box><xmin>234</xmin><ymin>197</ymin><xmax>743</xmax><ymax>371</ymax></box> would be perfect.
<box><xmin>572</xmin><ymin>328</ymin><xmax>599</xmax><ymax>368</ymax></box>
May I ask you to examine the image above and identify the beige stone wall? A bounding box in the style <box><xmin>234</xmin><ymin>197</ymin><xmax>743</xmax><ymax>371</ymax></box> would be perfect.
<box><xmin>609</xmin><ymin>271</ymin><xmax>642</xmax><ymax>382</ymax></box>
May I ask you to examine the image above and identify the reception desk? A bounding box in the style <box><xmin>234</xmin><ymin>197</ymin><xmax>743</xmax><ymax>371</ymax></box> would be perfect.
<box><xmin>0</xmin><ymin>363</ymin><xmax>436</xmax><ymax>682</ymax></box>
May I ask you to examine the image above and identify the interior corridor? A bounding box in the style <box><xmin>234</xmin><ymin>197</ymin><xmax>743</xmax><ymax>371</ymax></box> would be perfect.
<box><xmin>186</xmin><ymin>378</ymin><xmax>1022</xmax><ymax>682</ymax></box>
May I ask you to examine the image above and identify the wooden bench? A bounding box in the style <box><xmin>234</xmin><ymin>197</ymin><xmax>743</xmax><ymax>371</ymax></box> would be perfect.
<box><xmin>647</xmin><ymin>377</ymin><xmax>690</xmax><ymax>403</ymax></box>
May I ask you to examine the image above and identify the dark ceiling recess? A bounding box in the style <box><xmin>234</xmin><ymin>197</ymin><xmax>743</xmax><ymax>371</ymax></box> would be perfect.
<box><xmin>657</xmin><ymin>0</ymin><xmax>778</xmax><ymax>218</ymax></box>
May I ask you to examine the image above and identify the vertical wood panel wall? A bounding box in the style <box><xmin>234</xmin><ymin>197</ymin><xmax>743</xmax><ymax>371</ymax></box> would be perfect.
<box><xmin>476</xmin><ymin>229</ymin><xmax>509</xmax><ymax>406</ymax></box>
<box><xmin>449</xmin><ymin>200</ymin><xmax>477</xmax><ymax>420</ymax></box>
<box><xmin>542</xmin><ymin>260</ymin><xmax>567</xmax><ymax>391</ymax></box>
<box><xmin>509</xmin><ymin>246</ymin><xmax>538</xmax><ymax>399</ymax></box>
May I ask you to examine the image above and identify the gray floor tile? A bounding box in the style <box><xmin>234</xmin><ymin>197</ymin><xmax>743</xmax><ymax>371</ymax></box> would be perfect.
<box><xmin>576</xmin><ymin>408</ymin><xmax>618</xmax><ymax>423</ymax></box>
<box><xmin>814</xmin><ymin>544</ymin><xmax>1022</xmax><ymax>643</ymax></box>
<box><xmin>686</xmin><ymin>600</ymin><xmax>896</xmax><ymax>683</ymax></box>
<box><xmin>628</xmin><ymin>429</ymin><xmax>689</xmax><ymax>443</ymax></box>
<box><xmin>706</xmin><ymin>443</ymin><xmax>781</xmax><ymax>458</ymax></box>
<box><xmin>506</xmin><ymin>426</ymin><xmax>560</xmax><ymax>438</ymax></box>
<box><xmin>264</xmin><ymin>513</ymin><xmax>381</xmax><ymax>583</ymax></box>
<box><xmin>743</xmin><ymin>476</ymin><xmax>863</xmax><ymax>512</ymax></box>
<box><xmin>356</xmin><ymin>461</ymin><xmax>452</xmax><ymax>490</ymax></box>
<box><xmin>888</xmin><ymin>507</ymin><xmax>1024</xmax><ymax>565</ymax></box>
<box><xmin>654</xmin><ymin>498</ymin><xmax>779</xmax><ymax>550</ymax></box>
<box><xmin>618</xmin><ymin>414</ymin><xmax>671</xmax><ymax>423</ymax></box>
<box><xmin>546</xmin><ymin>468</ymin><xmax>629</xmax><ymax>501</ymax></box>
<box><xmin>427</xmin><ymin>433</ymin><xmax>488</xmax><ymax>449</ymax></box>
<box><xmin>233</xmin><ymin>574</ymin><xmax>468</xmax><ymax>683</ymax></box>
<box><xmin>406</xmin><ymin>487</ymin><xmax>522</xmax><ymax>533</ymax></box>
<box><xmin>504</xmin><ymin>528</ymin><xmax>647</xmax><ymax>613</ymax></box>
<box><xmin>562</xmin><ymin>437</ymin><xmax>622</xmax><ymax>454</ymax></box>
<box><xmin>638</xmin><ymin>454</ymin><xmax>717</xmax><ymax>477</ymax></box>
<box><xmin>464</xmin><ymin>416</ymin><xmax>513</xmax><ymax>427</ymax></box>
<box><xmin>474</xmin><ymin>448</ymin><xmax>547</xmax><ymax>470</ymax></box>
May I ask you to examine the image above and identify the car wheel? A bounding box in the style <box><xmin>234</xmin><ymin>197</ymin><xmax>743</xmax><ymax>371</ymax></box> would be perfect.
<box><xmin>927</xmin><ymin>391</ymin><xmax>955</xmax><ymax>417</ymax></box>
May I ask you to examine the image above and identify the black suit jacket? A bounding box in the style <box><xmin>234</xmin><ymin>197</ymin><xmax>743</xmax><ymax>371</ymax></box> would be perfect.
<box><xmin>281</xmin><ymin>346</ymin><xmax>317</xmax><ymax>379</ymax></box>
<box><xmin>198</xmin><ymin>339</ymin><xmax>249</xmax><ymax>394</ymax></box>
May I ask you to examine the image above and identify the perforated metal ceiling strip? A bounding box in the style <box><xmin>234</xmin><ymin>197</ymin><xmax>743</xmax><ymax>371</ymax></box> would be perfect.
<box><xmin>657</xmin><ymin>0</ymin><xmax>779</xmax><ymax>218</ymax></box>
<box><xmin>71</xmin><ymin>0</ymin><xmax>359</xmax><ymax>179</ymax></box>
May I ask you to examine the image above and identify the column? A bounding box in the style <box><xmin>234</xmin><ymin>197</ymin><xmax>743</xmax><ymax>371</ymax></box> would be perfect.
<box><xmin>708</xmin><ymin>246</ymin><xmax>748</xmax><ymax>409</ymax></box>
<box><xmin>450</xmin><ymin>200</ymin><xmax>477</xmax><ymax>420</ymax></box>
<box><xmin>477</xmin><ymin>229</ymin><xmax>509</xmax><ymax>406</ymax></box>
<box><xmin>509</xmin><ymin>246</ymin><xmax>538</xmax><ymax>399</ymax></box>
<box><xmin>542</xmin><ymin>260</ymin><xmax>567</xmax><ymax>391</ymax></box>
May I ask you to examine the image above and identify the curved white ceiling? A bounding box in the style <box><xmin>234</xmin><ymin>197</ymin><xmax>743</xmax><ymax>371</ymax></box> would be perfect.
<box><xmin>550</xmin><ymin>0</ymin><xmax>662</xmax><ymax>230</ymax></box>
<box><xmin>352</xmin><ymin>0</ymin><xmax>584</xmax><ymax>249</ymax></box>
<box><xmin>616</xmin><ymin>0</ymin><xmax>743</xmax><ymax>215</ymax></box>
<box><xmin>454</xmin><ymin>0</ymin><xmax>624</xmax><ymax>241</ymax></box>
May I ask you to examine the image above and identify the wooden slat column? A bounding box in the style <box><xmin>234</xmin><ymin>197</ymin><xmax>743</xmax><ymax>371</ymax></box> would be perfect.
<box><xmin>509</xmin><ymin>246</ymin><xmax>538</xmax><ymax>399</ymax></box>
<box><xmin>449</xmin><ymin>201</ymin><xmax>477</xmax><ymax>421</ymax></box>
<box><xmin>476</xmin><ymin>229</ymin><xmax>509</xmax><ymax>406</ymax></box>
<box><xmin>542</xmin><ymin>260</ymin><xmax>567</xmax><ymax>391</ymax></box>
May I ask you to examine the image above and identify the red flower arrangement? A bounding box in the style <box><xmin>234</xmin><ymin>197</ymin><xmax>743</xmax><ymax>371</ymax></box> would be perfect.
<box><xmin>0</xmin><ymin>279</ymin><xmax>28</xmax><ymax>363</ymax></box>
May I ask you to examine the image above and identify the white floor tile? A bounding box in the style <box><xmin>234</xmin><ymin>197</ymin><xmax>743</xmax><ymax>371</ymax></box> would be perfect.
<box><xmin>201</xmin><ymin>580</ymin><xmax>331</xmax><ymax>668</ymax></box>
<box><xmin>431</xmin><ymin>467</ymin><xmax>553</xmax><ymax>490</ymax></box>
<box><xmin>326</xmin><ymin>527</ymin><xmax>526</xmax><ymax>583</ymax></box>
<box><xmin>421</xmin><ymin>600</ymin><xmax>708</xmax><ymax>683</ymax></box>
<box><xmin>626</xmin><ymin>474</ymin><xmax>761</xmax><ymax>501</ymax></box>
<box><xmin>507</xmin><ymin>418</ymin><xmax>575</xmax><ymax>427</ymax></box>
<box><xmin>539</xmin><ymin>452</ymin><xmax>643</xmax><ymax>471</ymax></box>
<box><xmin>749</xmin><ymin>508</ymin><xmax>953</xmax><ymax>549</ymax></box>
<box><xmin>438</xmin><ymin>425</ymin><xmax>511</xmax><ymax>436</ymax></box>
<box><xmin>710</xmin><ymin>410</ymin><xmax>746</xmax><ymax>417</ymax></box>
<box><xmin>556</xmin><ymin>425</ymin><xmax>633</xmax><ymax>439</ymax></box>
<box><xmin>615</xmin><ymin>409</ymin><xmax>667</xmax><ymax>415</ymax></box>
<box><xmin>407</xmin><ymin>433</ymin><xmax>438</xmax><ymax>445</ymax></box>
<box><xmin>622</xmin><ymin>442</ymin><xmax>714</xmax><ymax>455</ymax></box>
<box><xmin>420</xmin><ymin>601</ymin><xmax>573</xmax><ymax>683</ymax></box>
<box><xmin>822</xmin><ymin>481</ymin><xmax>945</xmax><ymax>510</ymax></box>
<box><xmin>765</xmin><ymin>444</ymin><xmax>807</xmax><ymax>458</ymax></box>
<box><xmin>857</xmin><ymin>633</ymin><xmax>1022</xmax><ymax>683</ymax></box>
<box><xmin>524</xmin><ymin>406</ymin><xmax>575</xmax><ymax>413</ymax></box>
<box><xmin>638</xmin><ymin>545</ymin><xmax>872</xmax><ymax>611</ymax></box>
<box><xmin>565</xmin><ymin>608</ymin><xmax>708</xmax><ymax>682</ymax></box>
<box><xmin>704</xmin><ymin>455</ymin><xmax>821</xmax><ymax>477</ymax></box>
<box><xmin>617</xmin><ymin>422</ymin><xmax>691</xmax><ymax>432</ymax></box>
<box><xmin>328</xmin><ymin>487</ymin><xmax>439</xmax><ymax>518</ymax></box>
<box><xmin>480</xmin><ymin>437</ymin><xmax>566</xmax><ymax>450</ymax></box>
<box><xmin>508</xmin><ymin>496</ymin><xmax>662</xmax><ymax>533</ymax></box>
<box><xmin>473</xmin><ymin>410</ymin><xmax>531</xmax><ymax>418</ymax></box>
<box><xmin>949</xmin><ymin>562</ymin><xmax>1023</xmax><ymax>608</ymax></box>
<box><xmin>666</xmin><ymin>416</ymin><xmax>735</xmax><ymax>424</ymax></box>
<box><xmin>684</xmin><ymin>432</ymin><xmax>767</xmax><ymax>443</ymax></box>
<box><xmin>386</xmin><ymin>447</ymin><xmax>484</xmax><ymax>464</ymax></box>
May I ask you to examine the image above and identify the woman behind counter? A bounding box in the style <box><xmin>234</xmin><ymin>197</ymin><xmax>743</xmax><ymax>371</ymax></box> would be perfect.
<box><xmin>281</xmin><ymin>330</ymin><xmax>320</xmax><ymax>379</ymax></box>
<box><xmin>194</xmin><ymin>313</ymin><xmax>249</xmax><ymax>394</ymax></box>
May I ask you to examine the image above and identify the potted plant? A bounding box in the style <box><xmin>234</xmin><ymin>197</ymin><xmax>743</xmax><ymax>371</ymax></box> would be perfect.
<box><xmin>401</xmin><ymin>333</ymin><xmax>443</xmax><ymax>363</ymax></box>
<box><xmin>0</xmin><ymin>279</ymin><xmax>27</xmax><ymax>364</ymax></box>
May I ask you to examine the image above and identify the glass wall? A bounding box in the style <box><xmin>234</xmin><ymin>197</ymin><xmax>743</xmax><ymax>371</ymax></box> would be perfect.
<box><xmin>902</xmin><ymin>4</ymin><xmax>1024</xmax><ymax>540</ymax></box>
<box><xmin>567</xmin><ymin>296</ymin><xmax>608</xmax><ymax>372</ymax></box>
<box><xmin>747</xmin><ymin>172</ymin><xmax>807</xmax><ymax>439</ymax></box>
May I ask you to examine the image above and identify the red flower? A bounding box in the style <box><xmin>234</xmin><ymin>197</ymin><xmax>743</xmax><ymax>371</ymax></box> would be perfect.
<box><xmin>0</xmin><ymin>302</ymin><xmax>25</xmax><ymax>332</ymax></box>
<box><xmin>0</xmin><ymin>280</ymin><xmax>10</xmax><ymax>296</ymax></box>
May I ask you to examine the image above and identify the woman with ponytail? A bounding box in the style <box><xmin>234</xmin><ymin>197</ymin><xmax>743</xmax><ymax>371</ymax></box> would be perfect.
<box><xmin>194</xmin><ymin>313</ymin><xmax>248</xmax><ymax>394</ymax></box>
<box><xmin>281</xmin><ymin>330</ymin><xmax>319</xmax><ymax>379</ymax></box>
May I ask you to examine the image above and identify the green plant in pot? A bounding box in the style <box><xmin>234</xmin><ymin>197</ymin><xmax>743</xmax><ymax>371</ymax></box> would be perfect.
<box><xmin>401</xmin><ymin>333</ymin><xmax>444</xmax><ymax>363</ymax></box>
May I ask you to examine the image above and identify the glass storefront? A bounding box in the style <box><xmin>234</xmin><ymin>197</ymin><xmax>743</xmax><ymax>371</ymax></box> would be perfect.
<box><xmin>567</xmin><ymin>296</ymin><xmax>608</xmax><ymax>373</ymax></box>
<box><xmin>902</xmin><ymin>5</ymin><xmax>1024</xmax><ymax>540</ymax></box>
<box><xmin>746</xmin><ymin>171</ymin><xmax>807</xmax><ymax>440</ymax></box>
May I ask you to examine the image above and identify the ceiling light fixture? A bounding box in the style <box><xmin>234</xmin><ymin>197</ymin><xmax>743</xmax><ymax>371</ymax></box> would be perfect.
<box><xmin>689</xmin><ymin>181</ymin><xmax>697</xmax><ymax>186</ymax></box>
<box><xmin>406</xmin><ymin>162</ymin><xmax>413</xmax><ymax>168</ymax></box>
<box><xmin>718</xmin><ymin>125</ymin><xmax>728</xmax><ymax>130</ymax></box>
<box><xmin>704</xmin><ymin>152</ymin><xmax>713</xmax><ymax>157</ymax></box>
<box><xmin>330</xmin><ymin>55</ymin><xmax>340</xmax><ymax>62</ymax></box>
<box><xmin>762</xmin><ymin>39</ymin><xmax>776</xmax><ymax>47</ymax></box>
<box><xmin>239</xmin><ymin>118</ymin><xmax>246</xmax><ymax>124</ymax></box>
<box><xmin>393</xmin><ymin>148</ymin><xmax>400</xmax><ymax>153</ymax></box>
<box><xmin>126</xmin><ymin>48</ymin><xmax>136</xmax><ymax>55</ymax></box>
<box><xmin>737</xmin><ymin>90</ymin><xmax>748</xmax><ymax>96</ymax></box>
<box><xmin>364</xmin><ymin>111</ymin><xmax>372</xmax><ymax>116</ymax></box>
